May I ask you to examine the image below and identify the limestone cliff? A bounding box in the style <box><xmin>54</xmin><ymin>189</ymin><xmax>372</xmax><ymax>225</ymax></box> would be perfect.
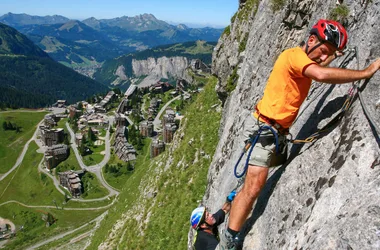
<box><xmin>132</xmin><ymin>56</ymin><xmax>189</xmax><ymax>79</ymax></box>
<box><xmin>200</xmin><ymin>0</ymin><xmax>380</xmax><ymax>249</ymax></box>
<box><xmin>109</xmin><ymin>56</ymin><xmax>192</xmax><ymax>87</ymax></box>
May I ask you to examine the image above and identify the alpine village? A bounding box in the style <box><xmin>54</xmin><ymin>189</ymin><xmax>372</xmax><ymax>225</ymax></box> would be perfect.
<box><xmin>1</xmin><ymin>0</ymin><xmax>380</xmax><ymax>250</ymax></box>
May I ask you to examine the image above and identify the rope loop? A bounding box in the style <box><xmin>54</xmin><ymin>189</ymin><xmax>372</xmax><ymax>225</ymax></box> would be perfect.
<box><xmin>234</xmin><ymin>125</ymin><xmax>279</xmax><ymax>178</ymax></box>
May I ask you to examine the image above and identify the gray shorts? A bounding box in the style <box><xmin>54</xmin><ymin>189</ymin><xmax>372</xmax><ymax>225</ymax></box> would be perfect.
<box><xmin>242</xmin><ymin>114</ymin><xmax>288</xmax><ymax>167</ymax></box>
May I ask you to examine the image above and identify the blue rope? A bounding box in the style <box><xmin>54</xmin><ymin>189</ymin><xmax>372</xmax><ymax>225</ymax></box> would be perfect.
<box><xmin>234</xmin><ymin>125</ymin><xmax>279</xmax><ymax>178</ymax></box>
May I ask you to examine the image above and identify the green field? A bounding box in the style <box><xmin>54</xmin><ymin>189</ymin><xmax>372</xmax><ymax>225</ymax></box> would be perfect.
<box><xmin>0</xmin><ymin>142</ymin><xmax>67</xmax><ymax>206</ymax></box>
<box><xmin>0</xmin><ymin>141</ymin><xmax>110</xmax><ymax>206</ymax></box>
<box><xmin>0</xmin><ymin>111</ymin><xmax>48</xmax><ymax>174</ymax></box>
<box><xmin>0</xmin><ymin>202</ymin><xmax>105</xmax><ymax>250</ymax></box>
<box><xmin>81</xmin><ymin>172</ymin><xmax>109</xmax><ymax>199</ymax></box>
<box><xmin>103</xmin><ymin>138</ymin><xmax>151</xmax><ymax>190</ymax></box>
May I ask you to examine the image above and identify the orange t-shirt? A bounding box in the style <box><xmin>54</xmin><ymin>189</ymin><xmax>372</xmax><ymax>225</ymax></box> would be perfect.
<box><xmin>256</xmin><ymin>47</ymin><xmax>316</xmax><ymax>129</ymax></box>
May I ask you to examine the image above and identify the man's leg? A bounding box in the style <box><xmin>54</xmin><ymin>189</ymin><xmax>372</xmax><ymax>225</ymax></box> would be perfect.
<box><xmin>229</xmin><ymin>165</ymin><xmax>269</xmax><ymax>231</ymax></box>
<box><xmin>218</xmin><ymin>165</ymin><xmax>268</xmax><ymax>249</ymax></box>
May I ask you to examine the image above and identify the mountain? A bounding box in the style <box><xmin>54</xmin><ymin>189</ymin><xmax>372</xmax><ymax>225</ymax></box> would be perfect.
<box><xmin>83</xmin><ymin>13</ymin><xmax>172</xmax><ymax>32</ymax></box>
<box><xmin>0</xmin><ymin>12</ymin><xmax>70</xmax><ymax>28</ymax></box>
<box><xmin>17</xmin><ymin>20</ymin><xmax>124</xmax><ymax>68</ymax></box>
<box><xmin>0</xmin><ymin>21</ymin><xmax>48</xmax><ymax>57</ymax></box>
<box><xmin>0</xmin><ymin>23</ymin><xmax>108</xmax><ymax>108</ymax></box>
<box><xmin>0</xmin><ymin>13</ymin><xmax>223</xmax><ymax>74</ymax></box>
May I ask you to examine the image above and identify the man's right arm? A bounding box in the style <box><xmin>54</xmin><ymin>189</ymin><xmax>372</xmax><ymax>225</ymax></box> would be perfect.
<box><xmin>304</xmin><ymin>58</ymin><xmax>380</xmax><ymax>84</ymax></box>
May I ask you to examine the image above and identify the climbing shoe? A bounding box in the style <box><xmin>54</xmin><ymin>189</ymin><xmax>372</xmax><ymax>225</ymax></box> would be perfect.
<box><xmin>217</xmin><ymin>229</ymin><xmax>236</xmax><ymax>250</ymax></box>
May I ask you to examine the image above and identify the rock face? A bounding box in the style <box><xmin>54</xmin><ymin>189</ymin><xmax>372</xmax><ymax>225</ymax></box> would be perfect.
<box><xmin>199</xmin><ymin>0</ymin><xmax>380</xmax><ymax>249</ymax></box>
<box><xmin>132</xmin><ymin>56</ymin><xmax>189</xmax><ymax>79</ymax></box>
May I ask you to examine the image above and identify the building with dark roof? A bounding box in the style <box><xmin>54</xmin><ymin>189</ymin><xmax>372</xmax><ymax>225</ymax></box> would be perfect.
<box><xmin>139</xmin><ymin>120</ymin><xmax>154</xmax><ymax>137</ymax></box>
<box><xmin>163</xmin><ymin>123</ymin><xmax>177</xmax><ymax>143</ymax></box>
<box><xmin>150</xmin><ymin>139</ymin><xmax>165</xmax><ymax>158</ymax></box>
<box><xmin>58</xmin><ymin>170</ymin><xmax>85</xmax><ymax>198</ymax></box>
<box><xmin>40</xmin><ymin>126</ymin><xmax>65</xmax><ymax>147</ymax></box>
<box><xmin>44</xmin><ymin>144</ymin><xmax>69</xmax><ymax>169</ymax></box>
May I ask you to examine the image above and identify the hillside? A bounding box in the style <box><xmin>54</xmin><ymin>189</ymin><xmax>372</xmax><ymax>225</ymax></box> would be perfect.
<box><xmin>19</xmin><ymin>20</ymin><xmax>123</xmax><ymax>68</ymax></box>
<box><xmin>0</xmin><ymin>23</ymin><xmax>108</xmax><ymax>108</ymax></box>
<box><xmin>87</xmin><ymin>75</ymin><xmax>222</xmax><ymax>250</ymax></box>
<box><xmin>94</xmin><ymin>40</ymin><xmax>216</xmax><ymax>88</ymax></box>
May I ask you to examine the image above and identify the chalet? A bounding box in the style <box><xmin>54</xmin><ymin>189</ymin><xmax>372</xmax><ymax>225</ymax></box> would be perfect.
<box><xmin>163</xmin><ymin>123</ymin><xmax>177</xmax><ymax>143</ymax></box>
<box><xmin>149</xmin><ymin>81</ymin><xmax>173</xmax><ymax>93</ymax></box>
<box><xmin>94</xmin><ymin>104</ymin><xmax>106</xmax><ymax>113</ymax></box>
<box><xmin>69</xmin><ymin>106</ymin><xmax>82</xmax><ymax>119</ymax></box>
<box><xmin>162</xmin><ymin>108</ymin><xmax>176</xmax><ymax>127</ymax></box>
<box><xmin>56</xmin><ymin>100</ymin><xmax>67</xmax><ymax>108</ymax></box>
<box><xmin>40</xmin><ymin>126</ymin><xmax>65</xmax><ymax>147</ymax></box>
<box><xmin>44</xmin><ymin>144</ymin><xmax>69</xmax><ymax>169</ymax></box>
<box><xmin>115</xmin><ymin>113</ymin><xmax>128</xmax><ymax>127</ymax></box>
<box><xmin>44</xmin><ymin>114</ymin><xmax>60</xmax><ymax>128</ymax></box>
<box><xmin>139</xmin><ymin>120</ymin><xmax>154</xmax><ymax>137</ymax></box>
<box><xmin>116</xmin><ymin>98</ymin><xmax>128</xmax><ymax>114</ymax></box>
<box><xmin>150</xmin><ymin>139</ymin><xmax>165</xmax><ymax>158</ymax></box>
<box><xmin>75</xmin><ymin>133</ymin><xmax>83</xmax><ymax>146</ymax></box>
<box><xmin>58</xmin><ymin>170</ymin><xmax>85</xmax><ymax>198</ymax></box>
<box><xmin>113</xmin><ymin>126</ymin><xmax>137</xmax><ymax>162</ymax></box>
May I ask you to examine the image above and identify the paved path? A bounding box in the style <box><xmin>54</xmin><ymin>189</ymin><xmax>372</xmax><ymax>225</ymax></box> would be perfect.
<box><xmin>0</xmin><ymin>199</ymin><xmax>116</xmax><ymax>211</ymax></box>
<box><xmin>153</xmin><ymin>95</ymin><xmax>181</xmax><ymax>131</ymax></box>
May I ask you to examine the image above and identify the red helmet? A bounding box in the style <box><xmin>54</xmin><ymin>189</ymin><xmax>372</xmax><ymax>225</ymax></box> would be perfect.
<box><xmin>310</xmin><ymin>19</ymin><xmax>348</xmax><ymax>51</ymax></box>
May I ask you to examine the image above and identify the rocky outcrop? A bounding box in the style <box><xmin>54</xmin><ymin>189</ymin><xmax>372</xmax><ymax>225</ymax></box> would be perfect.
<box><xmin>201</xmin><ymin>0</ymin><xmax>380</xmax><ymax>249</ymax></box>
<box><xmin>132</xmin><ymin>56</ymin><xmax>189</xmax><ymax>79</ymax></box>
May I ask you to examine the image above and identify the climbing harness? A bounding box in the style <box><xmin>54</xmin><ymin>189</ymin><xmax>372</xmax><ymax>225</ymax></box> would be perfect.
<box><xmin>233</xmin><ymin>125</ymin><xmax>279</xmax><ymax>178</ymax></box>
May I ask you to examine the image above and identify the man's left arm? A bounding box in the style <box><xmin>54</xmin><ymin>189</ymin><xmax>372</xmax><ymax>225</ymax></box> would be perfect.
<box><xmin>304</xmin><ymin>58</ymin><xmax>380</xmax><ymax>84</ymax></box>
<box><xmin>320</xmin><ymin>51</ymin><xmax>342</xmax><ymax>67</ymax></box>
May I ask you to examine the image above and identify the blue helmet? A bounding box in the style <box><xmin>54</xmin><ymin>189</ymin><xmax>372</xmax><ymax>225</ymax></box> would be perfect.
<box><xmin>190</xmin><ymin>207</ymin><xmax>206</xmax><ymax>230</ymax></box>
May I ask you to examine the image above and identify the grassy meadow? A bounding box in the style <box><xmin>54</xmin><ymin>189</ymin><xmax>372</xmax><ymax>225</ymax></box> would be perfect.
<box><xmin>0</xmin><ymin>110</ymin><xmax>48</xmax><ymax>174</ymax></box>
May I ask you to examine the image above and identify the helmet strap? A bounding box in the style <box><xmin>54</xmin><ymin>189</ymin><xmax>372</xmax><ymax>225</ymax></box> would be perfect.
<box><xmin>306</xmin><ymin>42</ymin><xmax>323</xmax><ymax>55</ymax></box>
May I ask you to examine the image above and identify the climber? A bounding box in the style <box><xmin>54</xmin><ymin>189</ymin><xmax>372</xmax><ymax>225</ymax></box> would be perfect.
<box><xmin>191</xmin><ymin>190</ymin><xmax>237</xmax><ymax>250</ymax></box>
<box><xmin>218</xmin><ymin>19</ymin><xmax>380</xmax><ymax>250</ymax></box>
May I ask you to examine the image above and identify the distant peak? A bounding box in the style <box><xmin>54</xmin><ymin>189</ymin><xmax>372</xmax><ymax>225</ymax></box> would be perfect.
<box><xmin>176</xmin><ymin>24</ymin><xmax>188</xmax><ymax>30</ymax></box>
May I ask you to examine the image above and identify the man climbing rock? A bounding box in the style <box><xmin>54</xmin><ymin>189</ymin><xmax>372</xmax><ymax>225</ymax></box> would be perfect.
<box><xmin>191</xmin><ymin>191</ymin><xmax>236</xmax><ymax>250</ymax></box>
<box><xmin>218</xmin><ymin>19</ymin><xmax>380</xmax><ymax>250</ymax></box>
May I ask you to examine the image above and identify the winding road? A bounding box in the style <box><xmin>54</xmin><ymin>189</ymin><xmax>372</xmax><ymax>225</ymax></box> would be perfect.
<box><xmin>65</xmin><ymin>121</ymin><xmax>119</xmax><ymax>198</ymax></box>
<box><xmin>153</xmin><ymin>95</ymin><xmax>181</xmax><ymax>131</ymax></box>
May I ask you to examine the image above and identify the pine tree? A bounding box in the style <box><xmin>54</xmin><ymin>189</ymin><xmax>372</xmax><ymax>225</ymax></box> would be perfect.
<box><xmin>2</xmin><ymin>121</ymin><xmax>7</xmax><ymax>130</ymax></box>
<box><xmin>7</xmin><ymin>121</ymin><xmax>13</xmax><ymax>130</ymax></box>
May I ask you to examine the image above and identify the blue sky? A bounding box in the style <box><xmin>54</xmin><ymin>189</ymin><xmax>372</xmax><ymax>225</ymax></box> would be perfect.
<box><xmin>0</xmin><ymin>0</ymin><xmax>238</xmax><ymax>28</ymax></box>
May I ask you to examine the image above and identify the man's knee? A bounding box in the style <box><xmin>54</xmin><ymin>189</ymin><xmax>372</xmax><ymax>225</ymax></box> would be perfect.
<box><xmin>241</xmin><ymin>165</ymin><xmax>268</xmax><ymax>199</ymax></box>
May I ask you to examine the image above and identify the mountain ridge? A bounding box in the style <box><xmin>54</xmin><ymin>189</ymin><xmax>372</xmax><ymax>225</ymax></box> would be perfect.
<box><xmin>0</xmin><ymin>22</ymin><xmax>108</xmax><ymax>108</ymax></box>
<box><xmin>0</xmin><ymin>12</ymin><xmax>223</xmax><ymax>73</ymax></box>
